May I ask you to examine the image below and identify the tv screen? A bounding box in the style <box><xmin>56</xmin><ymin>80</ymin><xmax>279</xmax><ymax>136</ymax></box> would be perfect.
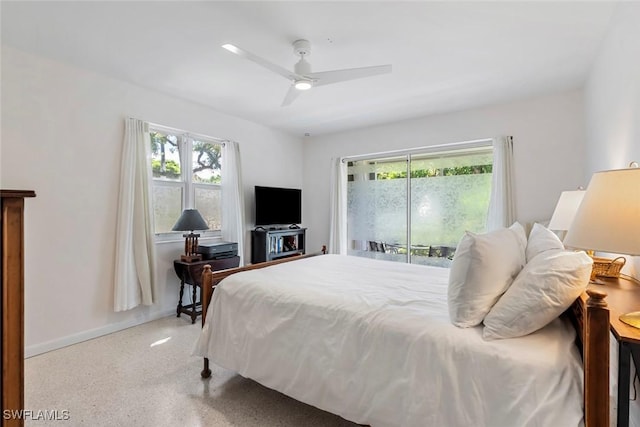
<box><xmin>255</xmin><ymin>186</ymin><xmax>302</xmax><ymax>226</ymax></box>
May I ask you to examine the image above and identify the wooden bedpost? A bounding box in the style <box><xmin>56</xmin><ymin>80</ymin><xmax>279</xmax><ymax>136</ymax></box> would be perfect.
<box><xmin>200</xmin><ymin>264</ymin><xmax>213</xmax><ymax>379</ymax></box>
<box><xmin>584</xmin><ymin>288</ymin><xmax>609</xmax><ymax>427</ymax></box>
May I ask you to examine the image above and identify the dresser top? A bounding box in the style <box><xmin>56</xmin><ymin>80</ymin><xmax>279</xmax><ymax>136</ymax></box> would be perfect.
<box><xmin>1</xmin><ymin>190</ymin><xmax>36</xmax><ymax>198</ymax></box>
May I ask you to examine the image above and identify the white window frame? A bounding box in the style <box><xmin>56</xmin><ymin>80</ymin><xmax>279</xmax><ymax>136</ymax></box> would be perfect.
<box><xmin>150</xmin><ymin>124</ymin><xmax>223</xmax><ymax>243</ymax></box>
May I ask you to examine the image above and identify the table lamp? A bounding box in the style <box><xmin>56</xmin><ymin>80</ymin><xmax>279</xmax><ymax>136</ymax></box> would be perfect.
<box><xmin>548</xmin><ymin>189</ymin><xmax>585</xmax><ymax>241</ymax></box>
<box><xmin>172</xmin><ymin>209</ymin><xmax>209</xmax><ymax>262</ymax></box>
<box><xmin>563</xmin><ymin>164</ymin><xmax>640</xmax><ymax>327</ymax></box>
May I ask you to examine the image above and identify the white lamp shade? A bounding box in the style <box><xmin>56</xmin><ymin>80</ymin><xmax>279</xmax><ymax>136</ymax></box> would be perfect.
<box><xmin>564</xmin><ymin>168</ymin><xmax>640</xmax><ymax>256</ymax></box>
<box><xmin>548</xmin><ymin>190</ymin><xmax>586</xmax><ymax>231</ymax></box>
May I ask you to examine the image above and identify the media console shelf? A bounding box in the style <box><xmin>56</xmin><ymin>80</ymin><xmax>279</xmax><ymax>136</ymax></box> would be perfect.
<box><xmin>251</xmin><ymin>228</ymin><xmax>306</xmax><ymax>263</ymax></box>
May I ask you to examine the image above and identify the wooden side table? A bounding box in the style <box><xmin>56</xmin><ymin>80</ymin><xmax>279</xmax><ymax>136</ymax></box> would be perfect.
<box><xmin>173</xmin><ymin>256</ymin><xmax>240</xmax><ymax>323</ymax></box>
<box><xmin>588</xmin><ymin>276</ymin><xmax>640</xmax><ymax>427</ymax></box>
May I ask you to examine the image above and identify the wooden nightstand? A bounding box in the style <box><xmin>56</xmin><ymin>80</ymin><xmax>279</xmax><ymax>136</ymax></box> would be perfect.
<box><xmin>589</xmin><ymin>276</ymin><xmax>640</xmax><ymax>427</ymax></box>
<box><xmin>2</xmin><ymin>190</ymin><xmax>35</xmax><ymax>427</ymax></box>
<box><xmin>173</xmin><ymin>256</ymin><xmax>240</xmax><ymax>323</ymax></box>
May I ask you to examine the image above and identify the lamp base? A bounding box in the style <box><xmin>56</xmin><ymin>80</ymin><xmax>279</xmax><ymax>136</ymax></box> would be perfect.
<box><xmin>620</xmin><ymin>312</ymin><xmax>640</xmax><ymax>329</ymax></box>
<box><xmin>181</xmin><ymin>254</ymin><xmax>202</xmax><ymax>262</ymax></box>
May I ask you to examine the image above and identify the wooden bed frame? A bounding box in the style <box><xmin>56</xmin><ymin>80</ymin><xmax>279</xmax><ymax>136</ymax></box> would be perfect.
<box><xmin>198</xmin><ymin>248</ymin><xmax>610</xmax><ymax>427</ymax></box>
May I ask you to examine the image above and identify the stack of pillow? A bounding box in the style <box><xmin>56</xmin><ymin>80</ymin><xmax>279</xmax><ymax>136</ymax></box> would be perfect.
<box><xmin>447</xmin><ymin>222</ymin><xmax>593</xmax><ymax>339</ymax></box>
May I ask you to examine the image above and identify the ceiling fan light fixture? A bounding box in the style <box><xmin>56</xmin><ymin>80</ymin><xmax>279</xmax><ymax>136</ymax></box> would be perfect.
<box><xmin>294</xmin><ymin>80</ymin><xmax>312</xmax><ymax>91</ymax></box>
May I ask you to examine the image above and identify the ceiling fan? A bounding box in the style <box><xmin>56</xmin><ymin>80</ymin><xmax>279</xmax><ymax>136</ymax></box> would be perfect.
<box><xmin>222</xmin><ymin>39</ymin><xmax>392</xmax><ymax>106</ymax></box>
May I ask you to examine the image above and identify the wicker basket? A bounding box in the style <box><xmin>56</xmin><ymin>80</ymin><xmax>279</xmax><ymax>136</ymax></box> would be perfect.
<box><xmin>591</xmin><ymin>256</ymin><xmax>626</xmax><ymax>278</ymax></box>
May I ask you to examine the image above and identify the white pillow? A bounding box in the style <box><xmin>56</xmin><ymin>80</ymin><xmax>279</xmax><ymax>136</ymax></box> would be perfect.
<box><xmin>483</xmin><ymin>250</ymin><xmax>593</xmax><ymax>340</ymax></box>
<box><xmin>448</xmin><ymin>223</ymin><xmax>526</xmax><ymax>328</ymax></box>
<box><xmin>526</xmin><ymin>222</ymin><xmax>564</xmax><ymax>263</ymax></box>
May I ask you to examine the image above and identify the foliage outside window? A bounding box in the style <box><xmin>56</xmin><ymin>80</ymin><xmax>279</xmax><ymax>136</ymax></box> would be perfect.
<box><xmin>150</xmin><ymin>127</ymin><xmax>223</xmax><ymax>236</ymax></box>
<box><xmin>347</xmin><ymin>146</ymin><xmax>493</xmax><ymax>266</ymax></box>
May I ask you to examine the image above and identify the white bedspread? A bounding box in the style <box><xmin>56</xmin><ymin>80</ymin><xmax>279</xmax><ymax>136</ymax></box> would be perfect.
<box><xmin>193</xmin><ymin>254</ymin><xmax>584</xmax><ymax>427</ymax></box>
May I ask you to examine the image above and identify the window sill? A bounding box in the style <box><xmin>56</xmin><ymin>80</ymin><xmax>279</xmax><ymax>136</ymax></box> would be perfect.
<box><xmin>154</xmin><ymin>231</ymin><xmax>222</xmax><ymax>245</ymax></box>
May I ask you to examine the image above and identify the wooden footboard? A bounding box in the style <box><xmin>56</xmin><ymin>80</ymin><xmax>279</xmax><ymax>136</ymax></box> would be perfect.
<box><xmin>567</xmin><ymin>288</ymin><xmax>609</xmax><ymax>427</ymax></box>
<box><xmin>199</xmin><ymin>246</ymin><xmax>327</xmax><ymax>378</ymax></box>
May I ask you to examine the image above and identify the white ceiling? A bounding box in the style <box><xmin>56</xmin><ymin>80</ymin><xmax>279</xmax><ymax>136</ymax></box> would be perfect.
<box><xmin>1</xmin><ymin>1</ymin><xmax>617</xmax><ymax>137</ymax></box>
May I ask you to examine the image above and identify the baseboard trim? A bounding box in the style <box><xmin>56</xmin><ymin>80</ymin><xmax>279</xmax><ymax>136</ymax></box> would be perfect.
<box><xmin>25</xmin><ymin>308</ymin><xmax>175</xmax><ymax>358</ymax></box>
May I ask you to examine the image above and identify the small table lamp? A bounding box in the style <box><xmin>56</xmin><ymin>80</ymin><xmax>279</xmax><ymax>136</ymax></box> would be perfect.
<box><xmin>548</xmin><ymin>189</ymin><xmax>586</xmax><ymax>241</ymax></box>
<box><xmin>564</xmin><ymin>165</ymin><xmax>640</xmax><ymax>327</ymax></box>
<box><xmin>172</xmin><ymin>209</ymin><xmax>209</xmax><ymax>262</ymax></box>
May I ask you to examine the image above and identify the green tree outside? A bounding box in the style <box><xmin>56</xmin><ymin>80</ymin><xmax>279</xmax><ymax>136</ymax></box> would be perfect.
<box><xmin>150</xmin><ymin>132</ymin><xmax>222</xmax><ymax>183</ymax></box>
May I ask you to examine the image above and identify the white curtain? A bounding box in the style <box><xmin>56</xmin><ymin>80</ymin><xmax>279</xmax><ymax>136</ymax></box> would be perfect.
<box><xmin>329</xmin><ymin>157</ymin><xmax>348</xmax><ymax>254</ymax></box>
<box><xmin>221</xmin><ymin>140</ymin><xmax>246</xmax><ymax>265</ymax></box>
<box><xmin>114</xmin><ymin>118</ymin><xmax>157</xmax><ymax>311</ymax></box>
<box><xmin>486</xmin><ymin>136</ymin><xmax>516</xmax><ymax>231</ymax></box>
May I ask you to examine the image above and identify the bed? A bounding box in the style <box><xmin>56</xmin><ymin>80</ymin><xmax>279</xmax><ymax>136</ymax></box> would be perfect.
<box><xmin>193</xmin><ymin>251</ymin><xmax>609</xmax><ymax>427</ymax></box>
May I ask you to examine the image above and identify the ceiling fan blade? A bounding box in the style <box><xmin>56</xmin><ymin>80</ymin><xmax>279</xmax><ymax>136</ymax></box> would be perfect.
<box><xmin>222</xmin><ymin>44</ymin><xmax>302</xmax><ymax>81</ymax></box>
<box><xmin>307</xmin><ymin>64</ymin><xmax>392</xmax><ymax>87</ymax></box>
<box><xmin>281</xmin><ymin>85</ymin><xmax>301</xmax><ymax>107</ymax></box>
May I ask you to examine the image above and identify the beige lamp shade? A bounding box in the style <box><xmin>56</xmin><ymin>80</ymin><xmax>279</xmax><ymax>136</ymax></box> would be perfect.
<box><xmin>548</xmin><ymin>190</ymin><xmax>586</xmax><ymax>232</ymax></box>
<box><xmin>564</xmin><ymin>167</ymin><xmax>640</xmax><ymax>256</ymax></box>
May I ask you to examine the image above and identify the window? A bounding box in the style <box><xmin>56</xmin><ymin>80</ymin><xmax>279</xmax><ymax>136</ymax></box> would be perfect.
<box><xmin>150</xmin><ymin>126</ymin><xmax>223</xmax><ymax>237</ymax></box>
<box><xmin>347</xmin><ymin>143</ymin><xmax>493</xmax><ymax>266</ymax></box>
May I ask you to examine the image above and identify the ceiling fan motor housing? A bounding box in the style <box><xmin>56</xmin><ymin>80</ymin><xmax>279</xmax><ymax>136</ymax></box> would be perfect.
<box><xmin>293</xmin><ymin>39</ymin><xmax>311</xmax><ymax>57</ymax></box>
<box><xmin>294</xmin><ymin>58</ymin><xmax>312</xmax><ymax>76</ymax></box>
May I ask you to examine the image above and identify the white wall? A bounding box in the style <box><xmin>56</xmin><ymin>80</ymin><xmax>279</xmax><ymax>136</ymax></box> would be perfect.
<box><xmin>584</xmin><ymin>4</ymin><xmax>640</xmax><ymax>175</ymax></box>
<box><xmin>0</xmin><ymin>46</ymin><xmax>303</xmax><ymax>356</ymax></box>
<box><xmin>303</xmin><ymin>90</ymin><xmax>586</xmax><ymax>252</ymax></box>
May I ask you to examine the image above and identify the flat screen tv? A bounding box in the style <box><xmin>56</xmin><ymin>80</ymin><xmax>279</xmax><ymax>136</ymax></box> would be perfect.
<box><xmin>255</xmin><ymin>186</ymin><xmax>302</xmax><ymax>226</ymax></box>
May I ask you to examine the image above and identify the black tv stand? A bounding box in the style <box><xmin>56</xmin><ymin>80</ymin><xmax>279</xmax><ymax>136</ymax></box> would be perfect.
<box><xmin>251</xmin><ymin>228</ymin><xmax>306</xmax><ymax>263</ymax></box>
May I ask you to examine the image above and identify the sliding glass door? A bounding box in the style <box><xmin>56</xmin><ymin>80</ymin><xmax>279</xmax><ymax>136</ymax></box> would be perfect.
<box><xmin>409</xmin><ymin>148</ymin><xmax>493</xmax><ymax>265</ymax></box>
<box><xmin>347</xmin><ymin>144</ymin><xmax>493</xmax><ymax>266</ymax></box>
<box><xmin>347</xmin><ymin>156</ymin><xmax>408</xmax><ymax>262</ymax></box>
